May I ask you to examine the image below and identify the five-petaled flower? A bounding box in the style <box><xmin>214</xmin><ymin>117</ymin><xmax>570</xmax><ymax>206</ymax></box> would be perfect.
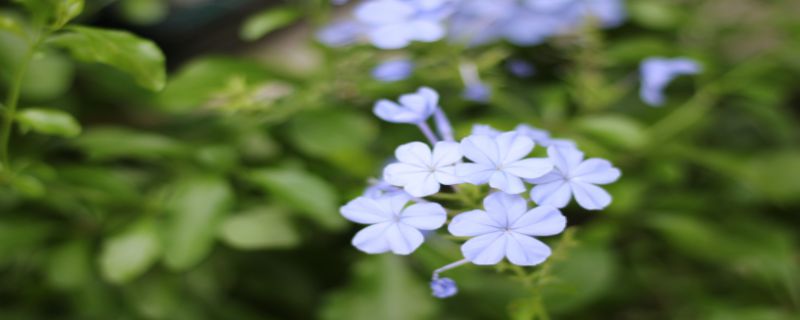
<box><xmin>529</xmin><ymin>146</ymin><xmax>621</xmax><ymax>210</ymax></box>
<box><xmin>384</xmin><ymin>141</ymin><xmax>462</xmax><ymax>197</ymax></box>
<box><xmin>374</xmin><ymin>87</ymin><xmax>439</xmax><ymax>124</ymax></box>
<box><xmin>448</xmin><ymin>192</ymin><xmax>566</xmax><ymax>266</ymax></box>
<box><xmin>456</xmin><ymin>132</ymin><xmax>553</xmax><ymax>194</ymax></box>
<box><xmin>341</xmin><ymin>193</ymin><xmax>446</xmax><ymax>255</ymax></box>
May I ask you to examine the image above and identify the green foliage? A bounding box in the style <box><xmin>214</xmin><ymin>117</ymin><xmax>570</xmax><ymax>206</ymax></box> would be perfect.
<box><xmin>218</xmin><ymin>207</ymin><xmax>300</xmax><ymax>250</ymax></box>
<box><xmin>99</xmin><ymin>218</ymin><xmax>161</xmax><ymax>284</ymax></box>
<box><xmin>49</xmin><ymin>26</ymin><xmax>166</xmax><ymax>91</ymax></box>
<box><xmin>15</xmin><ymin>107</ymin><xmax>81</xmax><ymax>137</ymax></box>
<box><xmin>240</xmin><ymin>7</ymin><xmax>301</xmax><ymax>41</ymax></box>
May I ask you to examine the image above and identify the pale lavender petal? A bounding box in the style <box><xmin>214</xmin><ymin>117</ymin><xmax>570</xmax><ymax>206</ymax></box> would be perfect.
<box><xmin>395</xmin><ymin>141</ymin><xmax>432</xmax><ymax>165</ymax></box>
<box><xmin>384</xmin><ymin>162</ymin><xmax>427</xmax><ymax>186</ymax></box>
<box><xmin>341</xmin><ymin>196</ymin><xmax>393</xmax><ymax>224</ymax></box>
<box><xmin>432</xmin><ymin>141</ymin><xmax>462</xmax><ymax>166</ymax></box>
<box><xmin>547</xmin><ymin>145</ymin><xmax>584</xmax><ymax>174</ymax></box>
<box><xmin>455</xmin><ymin>162</ymin><xmax>495</xmax><ymax>185</ymax></box>
<box><xmin>355</xmin><ymin>0</ymin><xmax>415</xmax><ymax>25</ymax></box>
<box><xmin>387</xmin><ymin>192</ymin><xmax>411</xmax><ymax>215</ymax></box>
<box><xmin>434</xmin><ymin>165</ymin><xmax>461</xmax><ymax>185</ymax></box>
<box><xmin>525</xmin><ymin>170</ymin><xmax>563</xmax><ymax>184</ymax></box>
<box><xmin>372</xmin><ymin>59</ymin><xmax>414</xmax><ymax>82</ymax></box>
<box><xmin>460</xmin><ymin>134</ymin><xmax>499</xmax><ymax>165</ymax></box>
<box><xmin>530</xmin><ymin>181</ymin><xmax>572</xmax><ymax>208</ymax></box>
<box><xmin>489</xmin><ymin>171</ymin><xmax>526</xmax><ymax>194</ymax></box>
<box><xmin>403</xmin><ymin>172</ymin><xmax>440</xmax><ymax>197</ymax></box>
<box><xmin>374</xmin><ymin>99</ymin><xmax>420</xmax><ymax>123</ymax></box>
<box><xmin>369</xmin><ymin>24</ymin><xmax>413</xmax><ymax>49</ymax></box>
<box><xmin>400</xmin><ymin>202</ymin><xmax>447</xmax><ymax>230</ymax></box>
<box><xmin>448</xmin><ymin>209</ymin><xmax>502</xmax><ymax>237</ymax></box>
<box><xmin>496</xmin><ymin>132</ymin><xmax>534</xmax><ymax>163</ymax></box>
<box><xmin>461</xmin><ymin>232</ymin><xmax>507</xmax><ymax>265</ymax></box>
<box><xmin>571</xmin><ymin>181</ymin><xmax>612</xmax><ymax>210</ymax></box>
<box><xmin>385</xmin><ymin>223</ymin><xmax>425</xmax><ymax>255</ymax></box>
<box><xmin>417</xmin><ymin>87</ymin><xmax>440</xmax><ymax>106</ymax></box>
<box><xmin>409</xmin><ymin>19</ymin><xmax>445</xmax><ymax>42</ymax></box>
<box><xmin>505</xmin><ymin>232</ymin><xmax>551</xmax><ymax>266</ymax></box>
<box><xmin>511</xmin><ymin>206</ymin><xmax>567</xmax><ymax>236</ymax></box>
<box><xmin>482</xmin><ymin>192</ymin><xmax>527</xmax><ymax>227</ymax></box>
<box><xmin>504</xmin><ymin>158</ymin><xmax>554</xmax><ymax>179</ymax></box>
<box><xmin>471</xmin><ymin>124</ymin><xmax>501</xmax><ymax>137</ymax></box>
<box><xmin>352</xmin><ymin>222</ymin><xmax>392</xmax><ymax>253</ymax></box>
<box><xmin>572</xmin><ymin>158</ymin><xmax>621</xmax><ymax>185</ymax></box>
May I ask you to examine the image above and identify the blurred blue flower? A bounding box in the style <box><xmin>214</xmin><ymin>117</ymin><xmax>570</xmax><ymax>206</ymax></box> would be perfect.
<box><xmin>341</xmin><ymin>193</ymin><xmax>446</xmax><ymax>254</ymax></box>
<box><xmin>374</xmin><ymin>87</ymin><xmax>439</xmax><ymax>124</ymax></box>
<box><xmin>640</xmin><ymin>57</ymin><xmax>701</xmax><ymax>106</ymax></box>
<box><xmin>430</xmin><ymin>277</ymin><xmax>458</xmax><ymax>298</ymax></box>
<box><xmin>383</xmin><ymin>141</ymin><xmax>462</xmax><ymax>197</ymax></box>
<box><xmin>448</xmin><ymin>192</ymin><xmax>566</xmax><ymax>265</ymax></box>
<box><xmin>528</xmin><ymin>146</ymin><xmax>621</xmax><ymax>210</ymax></box>
<box><xmin>456</xmin><ymin>132</ymin><xmax>552</xmax><ymax>194</ymax></box>
<box><xmin>462</xmin><ymin>82</ymin><xmax>491</xmax><ymax>102</ymax></box>
<box><xmin>471</xmin><ymin>124</ymin><xmax>501</xmax><ymax>137</ymax></box>
<box><xmin>316</xmin><ymin>21</ymin><xmax>362</xmax><ymax>47</ymax></box>
<box><xmin>354</xmin><ymin>0</ymin><xmax>452</xmax><ymax>49</ymax></box>
<box><xmin>507</xmin><ymin>59</ymin><xmax>536</xmax><ymax>78</ymax></box>
<box><xmin>372</xmin><ymin>59</ymin><xmax>414</xmax><ymax>82</ymax></box>
<box><xmin>364</xmin><ymin>178</ymin><xmax>406</xmax><ymax>198</ymax></box>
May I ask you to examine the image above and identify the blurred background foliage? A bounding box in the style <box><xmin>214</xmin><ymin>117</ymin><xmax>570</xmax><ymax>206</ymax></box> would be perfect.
<box><xmin>0</xmin><ymin>0</ymin><xmax>799</xmax><ymax>319</ymax></box>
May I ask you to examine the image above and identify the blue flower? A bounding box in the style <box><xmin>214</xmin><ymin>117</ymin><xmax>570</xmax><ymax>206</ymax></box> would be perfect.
<box><xmin>462</xmin><ymin>82</ymin><xmax>491</xmax><ymax>102</ymax></box>
<box><xmin>639</xmin><ymin>57</ymin><xmax>701</xmax><ymax>107</ymax></box>
<box><xmin>374</xmin><ymin>87</ymin><xmax>439</xmax><ymax>124</ymax></box>
<box><xmin>372</xmin><ymin>59</ymin><xmax>414</xmax><ymax>82</ymax></box>
<box><xmin>448</xmin><ymin>192</ymin><xmax>567</xmax><ymax>266</ymax></box>
<box><xmin>316</xmin><ymin>21</ymin><xmax>362</xmax><ymax>47</ymax></box>
<box><xmin>364</xmin><ymin>178</ymin><xmax>406</xmax><ymax>198</ymax></box>
<box><xmin>430</xmin><ymin>277</ymin><xmax>458</xmax><ymax>298</ymax></box>
<box><xmin>456</xmin><ymin>132</ymin><xmax>553</xmax><ymax>194</ymax></box>
<box><xmin>354</xmin><ymin>0</ymin><xmax>450</xmax><ymax>49</ymax></box>
<box><xmin>383</xmin><ymin>141</ymin><xmax>462</xmax><ymax>197</ymax></box>
<box><xmin>507</xmin><ymin>59</ymin><xmax>536</xmax><ymax>78</ymax></box>
<box><xmin>528</xmin><ymin>146</ymin><xmax>621</xmax><ymax>210</ymax></box>
<box><xmin>341</xmin><ymin>193</ymin><xmax>447</xmax><ymax>255</ymax></box>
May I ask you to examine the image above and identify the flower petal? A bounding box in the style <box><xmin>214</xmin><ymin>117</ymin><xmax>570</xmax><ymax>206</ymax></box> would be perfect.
<box><xmin>496</xmin><ymin>132</ymin><xmax>534</xmax><ymax>163</ymax></box>
<box><xmin>399</xmin><ymin>93</ymin><xmax>430</xmax><ymax>115</ymax></box>
<box><xmin>448</xmin><ymin>210</ymin><xmax>501</xmax><ymax>236</ymax></box>
<box><xmin>482</xmin><ymin>192</ymin><xmax>527</xmax><ymax>227</ymax></box>
<box><xmin>374</xmin><ymin>99</ymin><xmax>418</xmax><ymax>123</ymax></box>
<box><xmin>385</xmin><ymin>223</ymin><xmax>425</xmax><ymax>255</ymax></box>
<box><xmin>355</xmin><ymin>0</ymin><xmax>415</xmax><ymax>25</ymax></box>
<box><xmin>432</xmin><ymin>141</ymin><xmax>462</xmax><ymax>166</ymax></box>
<box><xmin>461</xmin><ymin>232</ymin><xmax>507</xmax><ymax>265</ymax></box>
<box><xmin>511</xmin><ymin>206</ymin><xmax>566</xmax><ymax>236</ymax></box>
<box><xmin>402</xmin><ymin>172</ymin><xmax>440</xmax><ymax>197</ymax></box>
<box><xmin>505</xmin><ymin>233</ymin><xmax>551</xmax><ymax>266</ymax></box>
<box><xmin>572</xmin><ymin>158</ymin><xmax>621</xmax><ymax>185</ymax></box>
<box><xmin>395</xmin><ymin>141</ymin><xmax>432</xmax><ymax>166</ymax></box>
<box><xmin>530</xmin><ymin>181</ymin><xmax>572</xmax><ymax>208</ymax></box>
<box><xmin>434</xmin><ymin>165</ymin><xmax>461</xmax><ymax>185</ymax></box>
<box><xmin>369</xmin><ymin>24</ymin><xmax>413</xmax><ymax>50</ymax></box>
<box><xmin>504</xmin><ymin>158</ymin><xmax>554</xmax><ymax>179</ymax></box>
<box><xmin>384</xmin><ymin>162</ymin><xmax>427</xmax><ymax>186</ymax></box>
<box><xmin>417</xmin><ymin>87</ymin><xmax>439</xmax><ymax>106</ymax></box>
<box><xmin>489</xmin><ymin>171</ymin><xmax>526</xmax><ymax>194</ymax></box>
<box><xmin>340</xmin><ymin>196</ymin><xmax>393</xmax><ymax>224</ymax></box>
<box><xmin>547</xmin><ymin>146</ymin><xmax>584</xmax><ymax>174</ymax></box>
<box><xmin>571</xmin><ymin>181</ymin><xmax>612</xmax><ymax>210</ymax></box>
<box><xmin>409</xmin><ymin>19</ymin><xmax>445</xmax><ymax>42</ymax></box>
<box><xmin>460</xmin><ymin>135</ymin><xmax>498</xmax><ymax>165</ymax></box>
<box><xmin>525</xmin><ymin>170</ymin><xmax>563</xmax><ymax>184</ymax></box>
<box><xmin>351</xmin><ymin>222</ymin><xmax>392</xmax><ymax>254</ymax></box>
<box><xmin>401</xmin><ymin>202</ymin><xmax>446</xmax><ymax>230</ymax></box>
<box><xmin>455</xmin><ymin>162</ymin><xmax>495</xmax><ymax>185</ymax></box>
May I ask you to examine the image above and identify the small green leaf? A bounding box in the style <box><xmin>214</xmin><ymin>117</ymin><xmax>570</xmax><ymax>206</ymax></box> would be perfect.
<box><xmin>576</xmin><ymin>115</ymin><xmax>649</xmax><ymax>150</ymax></box>
<box><xmin>49</xmin><ymin>26</ymin><xmax>166</xmax><ymax>91</ymax></box>
<box><xmin>240</xmin><ymin>7</ymin><xmax>300</xmax><ymax>41</ymax></box>
<box><xmin>162</xmin><ymin>175</ymin><xmax>233</xmax><ymax>271</ymax></box>
<box><xmin>248</xmin><ymin>167</ymin><xmax>345</xmax><ymax>231</ymax></box>
<box><xmin>0</xmin><ymin>12</ymin><xmax>27</xmax><ymax>37</ymax></box>
<box><xmin>16</xmin><ymin>108</ymin><xmax>81</xmax><ymax>137</ymax></box>
<box><xmin>73</xmin><ymin>127</ymin><xmax>187</xmax><ymax>161</ymax></box>
<box><xmin>47</xmin><ymin>240</ymin><xmax>91</xmax><ymax>290</ymax></box>
<box><xmin>118</xmin><ymin>0</ymin><xmax>168</xmax><ymax>26</ymax></box>
<box><xmin>99</xmin><ymin>218</ymin><xmax>161</xmax><ymax>284</ymax></box>
<box><xmin>288</xmin><ymin>109</ymin><xmax>378</xmax><ymax>157</ymax></box>
<box><xmin>218</xmin><ymin>207</ymin><xmax>300</xmax><ymax>250</ymax></box>
<box><xmin>52</xmin><ymin>0</ymin><xmax>84</xmax><ymax>29</ymax></box>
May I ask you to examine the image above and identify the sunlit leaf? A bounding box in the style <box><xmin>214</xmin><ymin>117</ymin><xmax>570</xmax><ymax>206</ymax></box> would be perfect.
<box><xmin>218</xmin><ymin>207</ymin><xmax>300</xmax><ymax>250</ymax></box>
<box><xmin>240</xmin><ymin>7</ymin><xmax>300</xmax><ymax>41</ymax></box>
<box><xmin>16</xmin><ymin>108</ymin><xmax>81</xmax><ymax>137</ymax></box>
<box><xmin>99</xmin><ymin>218</ymin><xmax>161</xmax><ymax>284</ymax></box>
<box><xmin>73</xmin><ymin>127</ymin><xmax>187</xmax><ymax>161</ymax></box>
<box><xmin>49</xmin><ymin>26</ymin><xmax>166</xmax><ymax>91</ymax></box>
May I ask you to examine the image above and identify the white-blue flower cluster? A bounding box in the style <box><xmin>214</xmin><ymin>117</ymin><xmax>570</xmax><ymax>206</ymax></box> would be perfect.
<box><xmin>318</xmin><ymin>0</ymin><xmax>626</xmax><ymax>49</ymax></box>
<box><xmin>339</xmin><ymin>87</ymin><xmax>621</xmax><ymax>298</ymax></box>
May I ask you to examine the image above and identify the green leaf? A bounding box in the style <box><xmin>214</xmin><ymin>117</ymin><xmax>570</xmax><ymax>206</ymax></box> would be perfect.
<box><xmin>240</xmin><ymin>7</ymin><xmax>300</xmax><ymax>41</ymax></box>
<box><xmin>73</xmin><ymin>127</ymin><xmax>187</xmax><ymax>161</ymax></box>
<box><xmin>288</xmin><ymin>109</ymin><xmax>378</xmax><ymax>157</ymax></box>
<box><xmin>0</xmin><ymin>11</ymin><xmax>27</xmax><ymax>38</ymax></box>
<box><xmin>162</xmin><ymin>175</ymin><xmax>233</xmax><ymax>271</ymax></box>
<box><xmin>118</xmin><ymin>0</ymin><xmax>168</xmax><ymax>26</ymax></box>
<box><xmin>218</xmin><ymin>207</ymin><xmax>300</xmax><ymax>250</ymax></box>
<box><xmin>541</xmin><ymin>243</ymin><xmax>618</xmax><ymax>314</ymax></box>
<box><xmin>320</xmin><ymin>255</ymin><xmax>437</xmax><ymax>320</ymax></box>
<box><xmin>52</xmin><ymin>0</ymin><xmax>84</xmax><ymax>29</ymax></box>
<box><xmin>248</xmin><ymin>167</ymin><xmax>345</xmax><ymax>231</ymax></box>
<box><xmin>49</xmin><ymin>26</ymin><xmax>166</xmax><ymax>91</ymax></box>
<box><xmin>15</xmin><ymin>108</ymin><xmax>81</xmax><ymax>137</ymax></box>
<box><xmin>742</xmin><ymin>151</ymin><xmax>800</xmax><ymax>203</ymax></box>
<box><xmin>99</xmin><ymin>218</ymin><xmax>161</xmax><ymax>284</ymax></box>
<box><xmin>575</xmin><ymin>115</ymin><xmax>649</xmax><ymax>150</ymax></box>
<box><xmin>47</xmin><ymin>239</ymin><xmax>92</xmax><ymax>290</ymax></box>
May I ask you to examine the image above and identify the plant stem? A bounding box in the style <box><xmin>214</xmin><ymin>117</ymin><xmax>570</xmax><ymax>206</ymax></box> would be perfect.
<box><xmin>0</xmin><ymin>35</ymin><xmax>44</xmax><ymax>170</ymax></box>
